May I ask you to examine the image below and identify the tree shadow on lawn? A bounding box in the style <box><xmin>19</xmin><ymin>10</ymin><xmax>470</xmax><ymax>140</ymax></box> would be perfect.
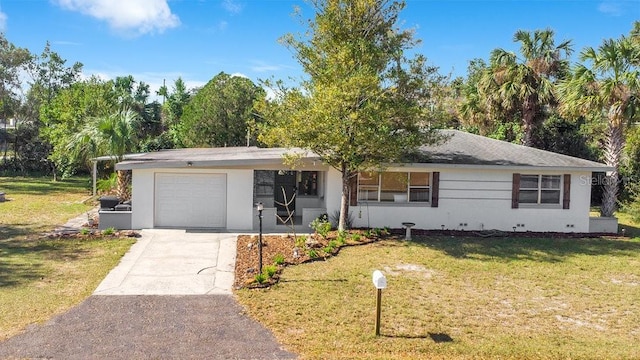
<box><xmin>0</xmin><ymin>178</ymin><xmax>89</xmax><ymax>196</ymax></box>
<box><xmin>0</xmin><ymin>237</ymin><xmax>90</xmax><ymax>287</ymax></box>
<box><xmin>410</xmin><ymin>235</ymin><xmax>640</xmax><ymax>262</ymax></box>
<box><xmin>381</xmin><ymin>332</ymin><xmax>454</xmax><ymax>343</ymax></box>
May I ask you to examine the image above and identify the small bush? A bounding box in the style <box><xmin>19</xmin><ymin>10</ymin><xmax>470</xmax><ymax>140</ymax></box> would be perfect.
<box><xmin>329</xmin><ymin>210</ymin><xmax>354</xmax><ymax>229</ymax></box>
<box><xmin>295</xmin><ymin>235</ymin><xmax>307</xmax><ymax>248</ymax></box>
<box><xmin>336</xmin><ymin>231</ymin><xmax>347</xmax><ymax>245</ymax></box>
<box><xmin>255</xmin><ymin>273</ymin><xmax>268</xmax><ymax>284</ymax></box>
<box><xmin>307</xmin><ymin>249</ymin><xmax>319</xmax><ymax>258</ymax></box>
<box><xmin>310</xmin><ymin>214</ymin><xmax>332</xmax><ymax>238</ymax></box>
<box><xmin>350</xmin><ymin>233</ymin><xmax>362</xmax><ymax>242</ymax></box>
<box><xmin>273</xmin><ymin>253</ymin><xmax>285</xmax><ymax>265</ymax></box>
<box><xmin>323</xmin><ymin>239</ymin><xmax>340</xmax><ymax>254</ymax></box>
<box><xmin>263</xmin><ymin>265</ymin><xmax>278</xmax><ymax>278</ymax></box>
<box><xmin>103</xmin><ymin>227</ymin><xmax>116</xmax><ymax>235</ymax></box>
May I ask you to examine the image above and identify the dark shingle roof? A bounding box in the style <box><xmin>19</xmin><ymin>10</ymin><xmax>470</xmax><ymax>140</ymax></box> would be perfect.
<box><xmin>419</xmin><ymin>130</ymin><xmax>610</xmax><ymax>170</ymax></box>
<box><xmin>116</xmin><ymin>130</ymin><xmax>610</xmax><ymax>171</ymax></box>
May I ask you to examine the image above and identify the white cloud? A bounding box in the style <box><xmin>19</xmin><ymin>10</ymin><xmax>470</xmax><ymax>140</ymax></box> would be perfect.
<box><xmin>597</xmin><ymin>1</ymin><xmax>623</xmax><ymax>16</ymax></box>
<box><xmin>230</xmin><ymin>72</ymin><xmax>249</xmax><ymax>79</ymax></box>
<box><xmin>52</xmin><ymin>40</ymin><xmax>82</xmax><ymax>46</ymax></box>
<box><xmin>250</xmin><ymin>61</ymin><xmax>283</xmax><ymax>73</ymax></box>
<box><xmin>54</xmin><ymin>0</ymin><xmax>180</xmax><ymax>36</ymax></box>
<box><xmin>221</xmin><ymin>0</ymin><xmax>243</xmax><ymax>14</ymax></box>
<box><xmin>0</xmin><ymin>10</ymin><xmax>7</xmax><ymax>32</ymax></box>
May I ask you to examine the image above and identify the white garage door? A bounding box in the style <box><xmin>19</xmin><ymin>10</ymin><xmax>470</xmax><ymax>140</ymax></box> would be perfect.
<box><xmin>154</xmin><ymin>173</ymin><xmax>227</xmax><ymax>228</ymax></box>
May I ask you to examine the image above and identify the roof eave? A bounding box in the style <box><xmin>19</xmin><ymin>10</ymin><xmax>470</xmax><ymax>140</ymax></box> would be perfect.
<box><xmin>397</xmin><ymin>162</ymin><xmax>614</xmax><ymax>172</ymax></box>
<box><xmin>115</xmin><ymin>157</ymin><xmax>325</xmax><ymax>171</ymax></box>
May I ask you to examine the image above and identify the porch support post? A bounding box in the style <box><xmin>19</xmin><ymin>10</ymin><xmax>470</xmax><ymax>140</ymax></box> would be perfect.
<box><xmin>92</xmin><ymin>160</ymin><xmax>97</xmax><ymax>197</ymax></box>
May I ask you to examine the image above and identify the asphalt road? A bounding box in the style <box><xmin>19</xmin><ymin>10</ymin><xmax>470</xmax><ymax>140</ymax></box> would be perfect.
<box><xmin>0</xmin><ymin>295</ymin><xmax>297</xmax><ymax>360</ymax></box>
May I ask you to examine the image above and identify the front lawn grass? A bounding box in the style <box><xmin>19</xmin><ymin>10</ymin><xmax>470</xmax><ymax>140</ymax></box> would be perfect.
<box><xmin>0</xmin><ymin>176</ymin><xmax>135</xmax><ymax>339</ymax></box>
<box><xmin>0</xmin><ymin>176</ymin><xmax>93</xmax><ymax>238</ymax></box>
<box><xmin>236</xmin><ymin>235</ymin><xmax>640</xmax><ymax>359</ymax></box>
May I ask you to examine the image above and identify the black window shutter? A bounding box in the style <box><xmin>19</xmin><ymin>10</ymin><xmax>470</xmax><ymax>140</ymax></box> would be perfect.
<box><xmin>512</xmin><ymin>173</ymin><xmax>520</xmax><ymax>209</ymax></box>
<box><xmin>563</xmin><ymin>174</ymin><xmax>571</xmax><ymax>209</ymax></box>
<box><xmin>431</xmin><ymin>172</ymin><xmax>440</xmax><ymax>208</ymax></box>
<box><xmin>349</xmin><ymin>174</ymin><xmax>358</xmax><ymax>206</ymax></box>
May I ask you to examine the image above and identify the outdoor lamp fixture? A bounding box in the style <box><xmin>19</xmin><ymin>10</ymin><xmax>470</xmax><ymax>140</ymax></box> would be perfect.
<box><xmin>187</xmin><ymin>161</ymin><xmax>193</xmax><ymax>167</ymax></box>
<box><xmin>256</xmin><ymin>202</ymin><xmax>264</xmax><ymax>274</ymax></box>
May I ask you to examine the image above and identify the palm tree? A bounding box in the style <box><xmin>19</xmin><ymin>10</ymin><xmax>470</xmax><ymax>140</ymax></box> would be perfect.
<box><xmin>69</xmin><ymin>108</ymin><xmax>139</xmax><ymax>200</ymax></box>
<box><xmin>557</xmin><ymin>34</ymin><xmax>640</xmax><ymax>217</ymax></box>
<box><xmin>479</xmin><ymin>29</ymin><xmax>573</xmax><ymax>146</ymax></box>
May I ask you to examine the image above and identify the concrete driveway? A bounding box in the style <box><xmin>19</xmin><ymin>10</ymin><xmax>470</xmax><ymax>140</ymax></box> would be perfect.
<box><xmin>94</xmin><ymin>229</ymin><xmax>237</xmax><ymax>295</ymax></box>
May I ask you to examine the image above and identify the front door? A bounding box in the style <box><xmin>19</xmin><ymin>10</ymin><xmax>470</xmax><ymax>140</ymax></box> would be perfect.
<box><xmin>274</xmin><ymin>171</ymin><xmax>296</xmax><ymax>216</ymax></box>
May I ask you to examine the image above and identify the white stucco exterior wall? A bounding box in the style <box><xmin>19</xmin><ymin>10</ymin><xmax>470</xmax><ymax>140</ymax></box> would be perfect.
<box><xmin>324</xmin><ymin>168</ymin><xmax>593</xmax><ymax>233</ymax></box>
<box><xmin>130</xmin><ymin>166</ymin><xmax>594</xmax><ymax>233</ymax></box>
<box><xmin>130</xmin><ymin>168</ymin><xmax>254</xmax><ymax>230</ymax></box>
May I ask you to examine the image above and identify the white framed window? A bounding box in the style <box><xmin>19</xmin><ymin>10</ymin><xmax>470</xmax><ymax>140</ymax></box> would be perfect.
<box><xmin>518</xmin><ymin>174</ymin><xmax>561</xmax><ymax>205</ymax></box>
<box><xmin>357</xmin><ymin>172</ymin><xmax>430</xmax><ymax>203</ymax></box>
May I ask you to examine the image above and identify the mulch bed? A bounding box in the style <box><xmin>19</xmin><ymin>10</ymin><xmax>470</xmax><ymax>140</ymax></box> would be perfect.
<box><xmin>234</xmin><ymin>230</ymin><xmax>387</xmax><ymax>289</ymax></box>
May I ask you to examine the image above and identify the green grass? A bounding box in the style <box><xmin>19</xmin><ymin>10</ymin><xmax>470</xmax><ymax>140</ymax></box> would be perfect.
<box><xmin>0</xmin><ymin>176</ymin><xmax>94</xmax><ymax>238</ymax></box>
<box><xmin>0</xmin><ymin>176</ymin><xmax>135</xmax><ymax>339</ymax></box>
<box><xmin>236</xmin><ymin>234</ymin><xmax>640</xmax><ymax>359</ymax></box>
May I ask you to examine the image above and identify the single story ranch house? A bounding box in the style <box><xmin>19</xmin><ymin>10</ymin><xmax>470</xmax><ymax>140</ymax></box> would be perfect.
<box><xmin>105</xmin><ymin>130</ymin><xmax>616</xmax><ymax>233</ymax></box>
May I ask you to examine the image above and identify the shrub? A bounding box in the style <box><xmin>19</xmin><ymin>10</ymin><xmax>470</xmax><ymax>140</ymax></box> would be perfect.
<box><xmin>295</xmin><ymin>235</ymin><xmax>307</xmax><ymax>248</ymax></box>
<box><xmin>336</xmin><ymin>231</ymin><xmax>347</xmax><ymax>245</ymax></box>
<box><xmin>79</xmin><ymin>228</ymin><xmax>90</xmax><ymax>235</ymax></box>
<box><xmin>350</xmin><ymin>233</ymin><xmax>362</xmax><ymax>242</ymax></box>
<box><xmin>329</xmin><ymin>210</ymin><xmax>354</xmax><ymax>229</ymax></box>
<box><xmin>323</xmin><ymin>240</ymin><xmax>340</xmax><ymax>254</ymax></box>
<box><xmin>103</xmin><ymin>227</ymin><xmax>116</xmax><ymax>235</ymax></box>
<box><xmin>263</xmin><ymin>265</ymin><xmax>278</xmax><ymax>278</ymax></box>
<box><xmin>273</xmin><ymin>253</ymin><xmax>285</xmax><ymax>265</ymax></box>
<box><xmin>307</xmin><ymin>249</ymin><xmax>319</xmax><ymax>258</ymax></box>
<box><xmin>255</xmin><ymin>273</ymin><xmax>268</xmax><ymax>284</ymax></box>
<box><xmin>310</xmin><ymin>214</ymin><xmax>332</xmax><ymax>238</ymax></box>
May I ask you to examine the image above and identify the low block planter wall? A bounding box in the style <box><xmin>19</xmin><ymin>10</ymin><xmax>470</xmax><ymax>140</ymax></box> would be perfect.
<box><xmin>99</xmin><ymin>211</ymin><xmax>133</xmax><ymax>230</ymax></box>
<box><xmin>589</xmin><ymin>217</ymin><xmax>618</xmax><ymax>234</ymax></box>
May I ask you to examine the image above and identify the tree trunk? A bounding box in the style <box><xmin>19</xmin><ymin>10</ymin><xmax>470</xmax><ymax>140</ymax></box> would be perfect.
<box><xmin>116</xmin><ymin>170</ymin><xmax>131</xmax><ymax>201</ymax></box>
<box><xmin>522</xmin><ymin>96</ymin><xmax>537</xmax><ymax>147</ymax></box>
<box><xmin>601</xmin><ymin>121</ymin><xmax>623</xmax><ymax>217</ymax></box>
<box><xmin>338</xmin><ymin>164</ymin><xmax>351</xmax><ymax>232</ymax></box>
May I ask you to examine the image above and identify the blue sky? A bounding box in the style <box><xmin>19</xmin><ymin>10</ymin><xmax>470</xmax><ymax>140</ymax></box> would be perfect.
<box><xmin>1</xmin><ymin>0</ymin><xmax>638</xmax><ymax>98</ymax></box>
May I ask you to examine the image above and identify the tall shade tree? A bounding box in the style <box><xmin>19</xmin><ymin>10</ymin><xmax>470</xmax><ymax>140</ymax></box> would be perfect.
<box><xmin>258</xmin><ymin>0</ymin><xmax>440</xmax><ymax>231</ymax></box>
<box><xmin>23</xmin><ymin>42</ymin><xmax>82</xmax><ymax>175</ymax></box>
<box><xmin>557</xmin><ymin>29</ymin><xmax>640</xmax><ymax>217</ymax></box>
<box><xmin>178</xmin><ymin>72</ymin><xmax>264</xmax><ymax>147</ymax></box>
<box><xmin>479</xmin><ymin>29</ymin><xmax>572</xmax><ymax>146</ymax></box>
<box><xmin>0</xmin><ymin>34</ymin><xmax>32</xmax><ymax>168</ymax></box>
<box><xmin>40</xmin><ymin>77</ymin><xmax>115</xmax><ymax>177</ymax></box>
<box><xmin>158</xmin><ymin>77</ymin><xmax>191</xmax><ymax>130</ymax></box>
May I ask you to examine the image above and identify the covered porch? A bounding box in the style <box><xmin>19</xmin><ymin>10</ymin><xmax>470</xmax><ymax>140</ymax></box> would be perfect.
<box><xmin>252</xmin><ymin>169</ymin><xmax>327</xmax><ymax>232</ymax></box>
